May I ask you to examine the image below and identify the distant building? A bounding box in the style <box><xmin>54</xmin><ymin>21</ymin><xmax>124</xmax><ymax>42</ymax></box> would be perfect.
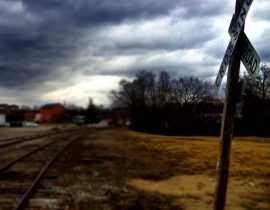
<box><xmin>0</xmin><ymin>104</ymin><xmax>19</xmax><ymax>114</ymax></box>
<box><xmin>9</xmin><ymin>104</ymin><xmax>19</xmax><ymax>111</ymax></box>
<box><xmin>34</xmin><ymin>113</ymin><xmax>41</xmax><ymax>123</ymax></box>
<box><xmin>40</xmin><ymin>103</ymin><xmax>65</xmax><ymax>123</ymax></box>
<box><xmin>0</xmin><ymin>114</ymin><xmax>6</xmax><ymax>125</ymax></box>
<box><xmin>24</xmin><ymin>112</ymin><xmax>36</xmax><ymax>121</ymax></box>
<box><xmin>0</xmin><ymin>104</ymin><xmax>9</xmax><ymax>114</ymax></box>
<box><xmin>72</xmin><ymin>115</ymin><xmax>86</xmax><ymax>125</ymax></box>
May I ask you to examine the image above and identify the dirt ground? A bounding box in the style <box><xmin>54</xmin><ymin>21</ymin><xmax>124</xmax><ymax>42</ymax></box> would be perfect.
<box><xmin>44</xmin><ymin>128</ymin><xmax>270</xmax><ymax>210</ymax></box>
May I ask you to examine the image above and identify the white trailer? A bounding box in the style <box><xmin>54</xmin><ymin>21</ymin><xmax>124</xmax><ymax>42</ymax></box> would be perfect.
<box><xmin>0</xmin><ymin>114</ymin><xmax>6</xmax><ymax>125</ymax></box>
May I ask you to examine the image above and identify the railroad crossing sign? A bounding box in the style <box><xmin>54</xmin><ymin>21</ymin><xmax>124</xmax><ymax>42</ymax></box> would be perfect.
<box><xmin>213</xmin><ymin>1</ymin><xmax>261</xmax><ymax>210</ymax></box>
<box><xmin>241</xmin><ymin>33</ymin><xmax>261</xmax><ymax>77</ymax></box>
<box><xmin>214</xmin><ymin>0</ymin><xmax>261</xmax><ymax>93</ymax></box>
<box><xmin>228</xmin><ymin>15</ymin><xmax>261</xmax><ymax>78</ymax></box>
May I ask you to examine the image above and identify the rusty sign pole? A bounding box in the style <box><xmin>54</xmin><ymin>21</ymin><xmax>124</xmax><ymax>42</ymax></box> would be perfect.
<box><xmin>213</xmin><ymin>0</ymin><xmax>244</xmax><ymax>210</ymax></box>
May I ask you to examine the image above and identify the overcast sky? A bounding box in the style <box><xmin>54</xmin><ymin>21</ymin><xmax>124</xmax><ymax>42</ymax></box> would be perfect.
<box><xmin>0</xmin><ymin>0</ymin><xmax>269</xmax><ymax>107</ymax></box>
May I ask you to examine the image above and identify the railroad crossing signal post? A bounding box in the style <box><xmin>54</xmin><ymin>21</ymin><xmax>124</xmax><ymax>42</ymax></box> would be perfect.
<box><xmin>213</xmin><ymin>0</ymin><xmax>260</xmax><ymax>210</ymax></box>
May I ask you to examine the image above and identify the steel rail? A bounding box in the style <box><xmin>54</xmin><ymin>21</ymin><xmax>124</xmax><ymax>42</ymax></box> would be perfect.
<box><xmin>0</xmin><ymin>133</ymin><xmax>55</xmax><ymax>148</ymax></box>
<box><xmin>0</xmin><ymin>129</ymin><xmax>77</xmax><ymax>148</ymax></box>
<box><xmin>14</xmin><ymin>137</ymin><xmax>76</xmax><ymax>210</ymax></box>
<box><xmin>0</xmin><ymin>132</ymin><xmax>54</xmax><ymax>142</ymax></box>
<box><xmin>0</xmin><ymin>140</ymin><xmax>57</xmax><ymax>173</ymax></box>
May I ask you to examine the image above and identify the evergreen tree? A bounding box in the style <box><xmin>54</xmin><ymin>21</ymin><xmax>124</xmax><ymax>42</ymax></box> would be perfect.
<box><xmin>85</xmin><ymin>97</ymin><xmax>100</xmax><ymax>124</ymax></box>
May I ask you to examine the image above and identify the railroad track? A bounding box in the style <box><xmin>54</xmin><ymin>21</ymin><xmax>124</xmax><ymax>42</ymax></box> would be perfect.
<box><xmin>0</xmin><ymin>131</ymin><xmax>82</xmax><ymax>210</ymax></box>
<box><xmin>0</xmin><ymin>129</ymin><xmax>77</xmax><ymax>149</ymax></box>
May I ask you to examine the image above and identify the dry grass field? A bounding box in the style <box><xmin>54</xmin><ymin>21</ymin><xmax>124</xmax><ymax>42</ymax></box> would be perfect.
<box><xmin>123</xmin><ymin>131</ymin><xmax>270</xmax><ymax>210</ymax></box>
<box><xmin>51</xmin><ymin>128</ymin><xmax>270</xmax><ymax>210</ymax></box>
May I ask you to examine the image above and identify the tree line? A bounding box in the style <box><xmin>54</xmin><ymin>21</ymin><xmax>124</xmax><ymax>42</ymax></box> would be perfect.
<box><xmin>237</xmin><ymin>65</ymin><xmax>270</xmax><ymax>136</ymax></box>
<box><xmin>110</xmin><ymin>65</ymin><xmax>270</xmax><ymax>136</ymax></box>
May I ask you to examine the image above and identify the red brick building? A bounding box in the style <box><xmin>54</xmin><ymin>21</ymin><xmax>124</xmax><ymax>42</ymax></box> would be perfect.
<box><xmin>40</xmin><ymin>103</ymin><xmax>65</xmax><ymax>123</ymax></box>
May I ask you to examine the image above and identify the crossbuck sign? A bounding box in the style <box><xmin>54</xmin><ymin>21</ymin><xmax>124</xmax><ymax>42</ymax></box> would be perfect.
<box><xmin>214</xmin><ymin>0</ymin><xmax>261</xmax><ymax>93</ymax></box>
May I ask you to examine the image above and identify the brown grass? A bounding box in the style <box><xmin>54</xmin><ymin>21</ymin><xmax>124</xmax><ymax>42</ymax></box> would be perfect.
<box><xmin>36</xmin><ymin>128</ymin><xmax>270</xmax><ymax>210</ymax></box>
<box><xmin>121</xmin><ymin>130</ymin><xmax>270</xmax><ymax>210</ymax></box>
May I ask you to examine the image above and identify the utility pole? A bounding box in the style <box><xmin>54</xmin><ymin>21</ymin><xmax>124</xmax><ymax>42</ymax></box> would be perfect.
<box><xmin>213</xmin><ymin>0</ymin><xmax>244</xmax><ymax>209</ymax></box>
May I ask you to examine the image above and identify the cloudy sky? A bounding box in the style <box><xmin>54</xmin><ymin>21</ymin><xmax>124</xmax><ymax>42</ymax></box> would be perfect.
<box><xmin>0</xmin><ymin>0</ymin><xmax>269</xmax><ymax>107</ymax></box>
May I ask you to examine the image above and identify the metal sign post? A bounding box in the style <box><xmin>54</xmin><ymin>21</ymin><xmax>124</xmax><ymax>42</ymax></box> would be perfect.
<box><xmin>213</xmin><ymin>0</ymin><xmax>260</xmax><ymax>210</ymax></box>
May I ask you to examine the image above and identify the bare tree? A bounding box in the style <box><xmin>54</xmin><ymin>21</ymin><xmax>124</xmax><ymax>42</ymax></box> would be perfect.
<box><xmin>171</xmin><ymin>78</ymin><xmax>184</xmax><ymax>106</ymax></box>
<box><xmin>243</xmin><ymin>65</ymin><xmax>270</xmax><ymax>101</ymax></box>
<box><xmin>135</xmin><ymin>71</ymin><xmax>156</xmax><ymax>107</ymax></box>
<box><xmin>109</xmin><ymin>71</ymin><xmax>221</xmax><ymax>134</ymax></box>
<box><xmin>110</xmin><ymin>71</ymin><xmax>157</xmax><ymax>108</ymax></box>
<box><xmin>112</xmin><ymin>73</ymin><xmax>213</xmax><ymax>108</ymax></box>
<box><xmin>109</xmin><ymin>79</ymin><xmax>136</xmax><ymax>108</ymax></box>
<box><xmin>171</xmin><ymin>76</ymin><xmax>212</xmax><ymax>106</ymax></box>
<box><xmin>156</xmin><ymin>71</ymin><xmax>171</xmax><ymax>107</ymax></box>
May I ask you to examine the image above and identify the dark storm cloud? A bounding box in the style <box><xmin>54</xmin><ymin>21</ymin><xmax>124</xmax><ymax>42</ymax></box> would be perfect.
<box><xmin>21</xmin><ymin>0</ymin><xmax>180</xmax><ymax>26</ymax></box>
<box><xmin>0</xmin><ymin>3</ymin><xmax>81</xmax><ymax>89</ymax></box>
<box><xmin>0</xmin><ymin>0</ymin><xmax>186</xmax><ymax>90</ymax></box>
<box><xmin>1</xmin><ymin>0</ymin><xmax>223</xmax><ymax>90</ymax></box>
<box><xmin>177</xmin><ymin>0</ymin><xmax>231</xmax><ymax>19</ymax></box>
<box><xmin>21</xmin><ymin>0</ymin><xmax>230</xmax><ymax>26</ymax></box>
<box><xmin>109</xmin><ymin>25</ymin><xmax>214</xmax><ymax>52</ymax></box>
<box><xmin>0</xmin><ymin>25</ymin><xmax>73</xmax><ymax>90</ymax></box>
<box><xmin>256</xmin><ymin>30</ymin><xmax>270</xmax><ymax>63</ymax></box>
<box><xmin>0</xmin><ymin>0</ymin><xmax>268</xmax><ymax>105</ymax></box>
